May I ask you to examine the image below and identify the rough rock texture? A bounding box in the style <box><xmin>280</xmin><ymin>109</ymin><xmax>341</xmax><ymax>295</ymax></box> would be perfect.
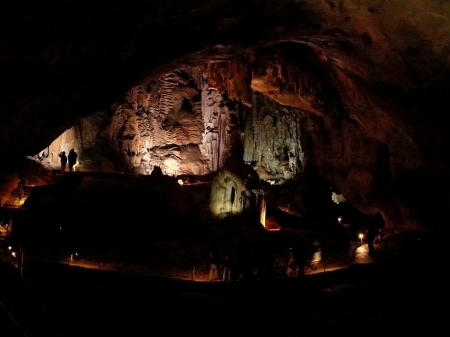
<box><xmin>209</xmin><ymin>161</ymin><xmax>262</xmax><ymax>218</ymax></box>
<box><xmin>54</xmin><ymin>68</ymin><xmax>248</xmax><ymax>176</ymax></box>
<box><xmin>243</xmin><ymin>92</ymin><xmax>305</xmax><ymax>180</ymax></box>
<box><xmin>1</xmin><ymin>0</ymin><xmax>450</xmax><ymax>230</ymax></box>
<box><xmin>50</xmin><ymin>62</ymin><xmax>307</xmax><ymax>182</ymax></box>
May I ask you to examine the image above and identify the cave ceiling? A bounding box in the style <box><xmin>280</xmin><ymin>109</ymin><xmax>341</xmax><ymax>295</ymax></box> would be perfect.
<box><xmin>1</xmin><ymin>0</ymin><xmax>450</xmax><ymax>227</ymax></box>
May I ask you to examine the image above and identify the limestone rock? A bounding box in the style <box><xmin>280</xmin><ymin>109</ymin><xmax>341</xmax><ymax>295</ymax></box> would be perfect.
<box><xmin>209</xmin><ymin>162</ymin><xmax>262</xmax><ymax>218</ymax></box>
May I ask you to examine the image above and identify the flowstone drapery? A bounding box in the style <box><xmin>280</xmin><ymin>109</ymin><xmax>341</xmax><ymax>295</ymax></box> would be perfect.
<box><xmin>209</xmin><ymin>162</ymin><xmax>263</xmax><ymax>218</ymax></box>
<box><xmin>69</xmin><ymin>66</ymin><xmax>247</xmax><ymax>176</ymax></box>
<box><xmin>243</xmin><ymin>93</ymin><xmax>306</xmax><ymax>180</ymax></box>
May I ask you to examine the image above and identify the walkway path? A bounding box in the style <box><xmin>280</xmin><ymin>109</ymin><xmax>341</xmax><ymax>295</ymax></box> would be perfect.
<box><xmin>0</xmin><ymin>241</ymin><xmax>386</xmax><ymax>282</ymax></box>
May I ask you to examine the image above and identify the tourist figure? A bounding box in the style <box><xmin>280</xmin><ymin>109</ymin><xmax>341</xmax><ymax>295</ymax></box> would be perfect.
<box><xmin>349</xmin><ymin>239</ymin><xmax>357</xmax><ymax>263</ymax></box>
<box><xmin>367</xmin><ymin>211</ymin><xmax>385</xmax><ymax>255</ymax></box>
<box><xmin>59</xmin><ymin>151</ymin><xmax>67</xmax><ymax>172</ymax></box>
<box><xmin>209</xmin><ymin>251</ymin><xmax>220</xmax><ymax>281</ymax></box>
<box><xmin>286</xmin><ymin>248</ymin><xmax>298</xmax><ymax>277</ymax></box>
<box><xmin>310</xmin><ymin>240</ymin><xmax>321</xmax><ymax>270</ymax></box>
<box><xmin>68</xmin><ymin>149</ymin><xmax>78</xmax><ymax>171</ymax></box>
<box><xmin>222</xmin><ymin>254</ymin><xmax>231</xmax><ymax>282</ymax></box>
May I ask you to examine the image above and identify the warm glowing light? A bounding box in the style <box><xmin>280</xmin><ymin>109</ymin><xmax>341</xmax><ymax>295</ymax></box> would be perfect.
<box><xmin>177</xmin><ymin>179</ymin><xmax>184</xmax><ymax>185</ymax></box>
<box><xmin>12</xmin><ymin>252</ymin><xmax>16</xmax><ymax>257</ymax></box>
<box><xmin>359</xmin><ymin>233</ymin><xmax>364</xmax><ymax>245</ymax></box>
<box><xmin>337</xmin><ymin>216</ymin><xmax>342</xmax><ymax>223</ymax></box>
<box><xmin>8</xmin><ymin>246</ymin><xmax>12</xmax><ymax>250</ymax></box>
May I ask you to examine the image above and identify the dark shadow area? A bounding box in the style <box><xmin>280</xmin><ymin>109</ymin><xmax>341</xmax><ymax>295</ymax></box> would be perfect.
<box><xmin>1</xmin><ymin>229</ymin><xmax>448</xmax><ymax>337</ymax></box>
<box><xmin>1</xmin><ymin>171</ymin><xmax>448</xmax><ymax>336</ymax></box>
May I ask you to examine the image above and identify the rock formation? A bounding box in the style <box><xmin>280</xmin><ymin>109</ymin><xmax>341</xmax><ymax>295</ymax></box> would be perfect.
<box><xmin>1</xmin><ymin>0</ymin><xmax>450</xmax><ymax>231</ymax></box>
<box><xmin>243</xmin><ymin>92</ymin><xmax>305</xmax><ymax>181</ymax></box>
<box><xmin>29</xmin><ymin>39</ymin><xmax>438</xmax><ymax>229</ymax></box>
<box><xmin>209</xmin><ymin>161</ymin><xmax>262</xmax><ymax>218</ymax></box>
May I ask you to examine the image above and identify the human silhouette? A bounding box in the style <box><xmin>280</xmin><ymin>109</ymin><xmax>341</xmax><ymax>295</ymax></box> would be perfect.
<box><xmin>367</xmin><ymin>211</ymin><xmax>385</xmax><ymax>255</ymax></box>
<box><xmin>59</xmin><ymin>151</ymin><xmax>67</xmax><ymax>172</ymax></box>
<box><xmin>68</xmin><ymin>149</ymin><xmax>78</xmax><ymax>171</ymax></box>
<box><xmin>286</xmin><ymin>248</ymin><xmax>298</xmax><ymax>277</ymax></box>
<box><xmin>222</xmin><ymin>254</ymin><xmax>231</xmax><ymax>282</ymax></box>
<box><xmin>209</xmin><ymin>251</ymin><xmax>220</xmax><ymax>281</ymax></box>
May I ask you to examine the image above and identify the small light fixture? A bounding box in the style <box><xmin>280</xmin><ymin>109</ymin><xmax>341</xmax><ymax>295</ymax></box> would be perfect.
<box><xmin>177</xmin><ymin>179</ymin><xmax>184</xmax><ymax>185</ymax></box>
<box><xmin>337</xmin><ymin>216</ymin><xmax>342</xmax><ymax>224</ymax></box>
<box><xmin>12</xmin><ymin>252</ymin><xmax>16</xmax><ymax>257</ymax></box>
<box><xmin>359</xmin><ymin>233</ymin><xmax>364</xmax><ymax>245</ymax></box>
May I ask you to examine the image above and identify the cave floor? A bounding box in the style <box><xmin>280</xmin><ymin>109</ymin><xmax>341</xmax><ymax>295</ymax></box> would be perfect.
<box><xmin>0</xmin><ymin>241</ymin><xmax>381</xmax><ymax>283</ymax></box>
<box><xmin>0</xmin><ymin>234</ymin><xmax>446</xmax><ymax>337</ymax></box>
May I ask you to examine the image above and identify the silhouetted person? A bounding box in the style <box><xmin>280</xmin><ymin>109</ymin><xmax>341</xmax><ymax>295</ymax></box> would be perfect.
<box><xmin>150</xmin><ymin>165</ymin><xmax>163</xmax><ymax>176</ymax></box>
<box><xmin>367</xmin><ymin>211</ymin><xmax>384</xmax><ymax>255</ymax></box>
<box><xmin>310</xmin><ymin>239</ymin><xmax>321</xmax><ymax>270</ymax></box>
<box><xmin>254</xmin><ymin>239</ymin><xmax>274</xmax><ymax>280</ymax></box>
<box><xmin>59</xmin><ymin>151</ymin><xmax>67</xmax><ymax>171</ymax></box>
<box><xmin>222</xmin><ymin>254</ymin><xmax>231</xmax><ymax>282</ymax></box>
<box><xmin>286</xmin><ymin>248</ymin><xmax>298</xmax><ymax>277</ymax></box>
<box><xmin>295</xmin><ymin>246</ymin><xmax>307</xmax><ymax>276</ymax></box>
<box><xmin>68</xmin><ymin>149</ymin><xmax>77</xmax><ymax>171</ymax></box>
<box><xmin>209</xmin><ymin>251</ymin><xmax>220</xmax><ymax>281</ymax></box>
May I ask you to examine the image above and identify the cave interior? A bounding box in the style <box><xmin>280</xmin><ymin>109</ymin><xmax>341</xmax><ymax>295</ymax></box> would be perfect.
<box><xmin>0</xmin><ymin>1</ymin><xmax>449</xmax><ymax>336</ymax></box>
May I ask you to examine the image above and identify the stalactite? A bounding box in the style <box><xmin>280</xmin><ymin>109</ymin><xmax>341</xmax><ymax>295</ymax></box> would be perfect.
<box><xmin>243</xmin><ymin>93</ymin><xmax>305</xmax><ymax>179</ymax></box>
<box><xmin>98</xmin><ymin>69</ymin><xmax>212</xmax><ymax>175</ymax></box>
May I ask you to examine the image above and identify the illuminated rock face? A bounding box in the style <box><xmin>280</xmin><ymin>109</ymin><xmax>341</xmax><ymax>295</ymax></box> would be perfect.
<box><xmin>2</xmin><ymin>0</ymin><xmax>450</xmax><ymax>230</ymax></box>
<box><xmin>106</xmin><ymin>70</ymin><xmax>205</xmax><ymax>175</ymax></box>
<box><xmin>37</xmin><ymin>48</ymin><xmax>424</xmax><ymax>228</ymax></box>
<box><xmin>209</xmin><ymin>162</ymin><xmax>262</xmax><ymax>218</ymax></box>
<box><xmin>72</xmin><ymin>69</ymin><xmax>246</xmax><ymax>175</ymax></box>
<box><xmin>34</xmin><ymin>128</ymin><xmax>80</xmax><ymax>170</ymax></box>
<box><xmin>64</xmin><ymin>57</ymin><xmax>308</xmax><ymax>181</ymax></box>
<box><xmin>243</xmin><ymin>93</ymin><xmax>305</xmax><ymax>181</ymax></box>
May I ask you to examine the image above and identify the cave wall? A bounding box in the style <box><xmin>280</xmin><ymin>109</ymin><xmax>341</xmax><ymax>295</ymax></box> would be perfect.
<box><xmin>68</xmin><ymin>68</ymin><xmax>248</xmax><ymax>176</ymax></box>
<box><xmin>51</xmin><ymin>59</ymin><xmax>310</xmax><ymax>184</ymax></box>
<box><xmin>35</xmin><ymin>128</ymin><xmax>79</xmax><ymax>169</ymax></box>
<box><xmin>209</xmin><ymin>162</ymin><xmax>262</xmax><ymax>218</ymax></box>
<box><xmin>243</xmin><ymin>93</ymin><xmax>305</xmax><ymax>180</ymax></box>
<box><xmin>39</xmin><ymin>44</ymin><xmax>428</xmax><ymax>229</ymax></box>
<box><xmin>2</xmin><ymin>0</ymin><xmax>450</xmax><ymax>231</ymax></box>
